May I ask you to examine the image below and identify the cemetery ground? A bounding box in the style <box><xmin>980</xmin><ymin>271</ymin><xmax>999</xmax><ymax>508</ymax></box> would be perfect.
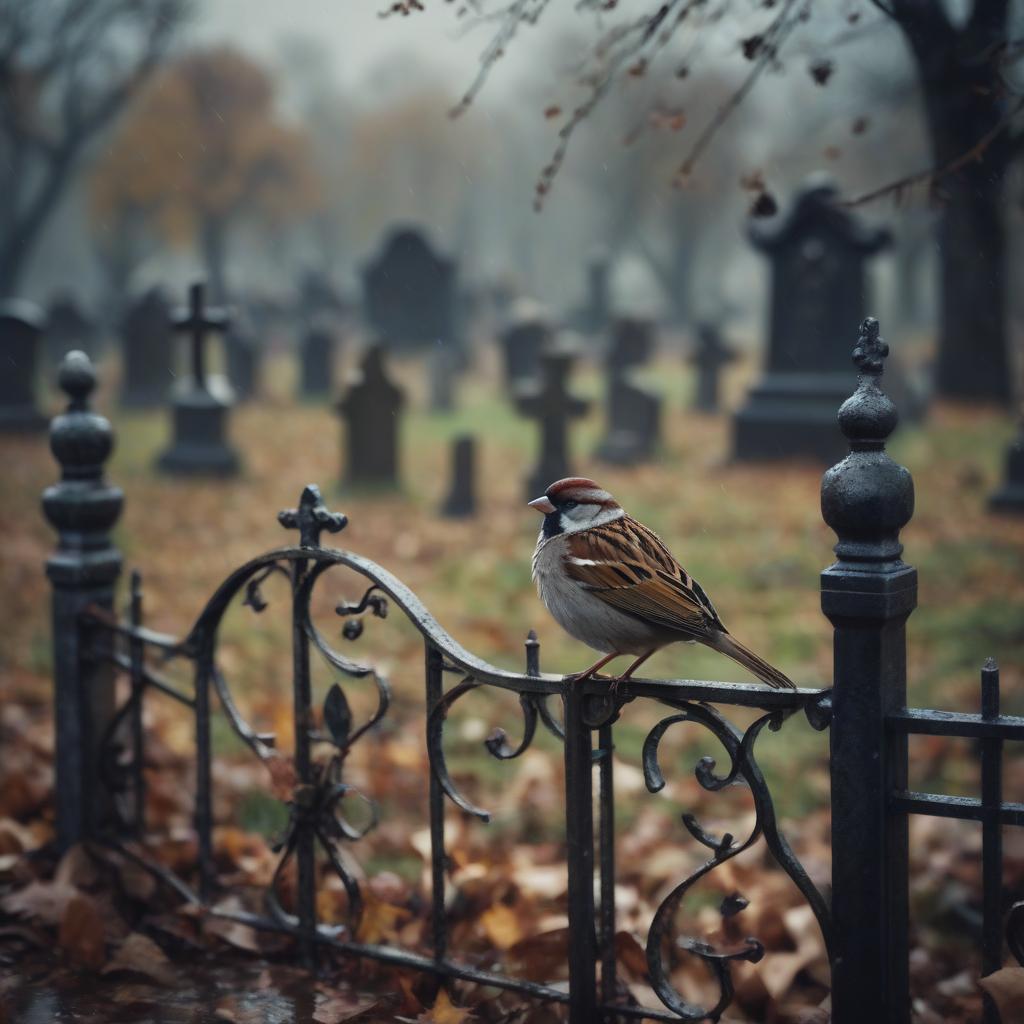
<box><xmin>1</xmin><ymin>347</ymin><xmax>1023</xmax><ymax>1023</ymax></box>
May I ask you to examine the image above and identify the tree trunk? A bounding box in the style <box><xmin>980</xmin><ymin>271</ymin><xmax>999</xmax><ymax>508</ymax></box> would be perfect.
<box><xmin>896</xmin><ymin>4</ymin><xmax>1013</xmax><ymax>405</ymax></box>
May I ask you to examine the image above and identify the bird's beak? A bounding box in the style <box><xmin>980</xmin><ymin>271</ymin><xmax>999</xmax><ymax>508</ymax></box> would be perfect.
<box><xmin>528</xmin><ymin>495</ymin><xmax>556</xmax><ymax>514</ymax></box>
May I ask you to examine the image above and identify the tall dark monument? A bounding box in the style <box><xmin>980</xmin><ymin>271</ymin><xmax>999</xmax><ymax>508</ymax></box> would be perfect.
<box><xmin>732</xmin><ymin>176</ymin><xmax>890</xmax><ymax>463</ymax></box>
<box><xmin>156</xmin><ymin>283</ymin><xmax>241</xmax><ymax>476</ymax></box>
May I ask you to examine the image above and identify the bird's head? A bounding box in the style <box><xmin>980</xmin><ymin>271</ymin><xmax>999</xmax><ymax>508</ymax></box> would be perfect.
<box><xmin>528</xmin><ymin>477</ymin><xmax>623</xmax><ymax>537</ymax></box>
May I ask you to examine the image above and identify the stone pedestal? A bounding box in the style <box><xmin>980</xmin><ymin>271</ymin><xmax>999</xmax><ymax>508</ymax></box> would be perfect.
<box><xmin>157</xmin><ymin>389</ymin><xmax>240</xmax><ymax>476</ymax></box>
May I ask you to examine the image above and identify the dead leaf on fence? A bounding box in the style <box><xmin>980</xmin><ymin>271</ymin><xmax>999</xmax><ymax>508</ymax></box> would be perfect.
<box><xmin>978</xmin><ymin>967</ymin><xmax>1024</xmax><ymax>1019</ymax></box>
<box><xmin>58</xmin><ymin>893</ymin><xmax>106</xmax><ymax>969</ymax></box>
<box><xmin>101</xmin><ymin>932</ymin><xmax>176</xmax><ymax>986</ymax></box>
<box><xmin>414</xmin><ymin>990</ymin><xmax>474</xmax><ymax>1023</ymax></box>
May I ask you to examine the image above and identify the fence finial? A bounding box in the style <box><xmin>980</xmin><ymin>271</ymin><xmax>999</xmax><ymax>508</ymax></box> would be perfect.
<box><xmin>821</xmin><ymin>317</ymin><xmax>914</xmax><ymax>570</ymax></box>
<box><xmin>278</xmin><ymin>484</ymin><xmax>348</xmax><ymax>549</ymax></box>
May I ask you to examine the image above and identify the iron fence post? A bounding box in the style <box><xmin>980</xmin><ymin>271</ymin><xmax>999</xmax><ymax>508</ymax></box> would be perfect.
<box><xmin>820</xmin><ymin>319</ymin><xmax>915</xmax><ymax>1023</ymax></box>
<box><xmin>42</xmin><ymin>351</ymin><xmax>124</xmax><ymax>851</ymax></box>
<box><xmin>563</xmin><ymin>684</ymin><xmax>597</xmax><ymax>1021</ymax></box>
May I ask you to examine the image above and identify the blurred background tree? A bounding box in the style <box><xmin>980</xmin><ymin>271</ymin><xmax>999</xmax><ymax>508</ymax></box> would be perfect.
<box><xmin>90</xmin><ymin>47</ymin><xmax>321</xmax><ymax>303</ymax></box>
<box><xmin>0</xmin><ymin>0</ymin><xmax>186</xmax><ymax>295</ymax></box>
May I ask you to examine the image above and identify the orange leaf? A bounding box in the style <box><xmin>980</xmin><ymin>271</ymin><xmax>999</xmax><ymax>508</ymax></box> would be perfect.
<box><xmin>415</xmin><ymin>990</ymin><xmax>474</xmax><ymax>1023</ymax></box>
<box><xmin>58</xmin><ymin>893</ymin><xmax>106</xmax><ymax>969</ymax></box>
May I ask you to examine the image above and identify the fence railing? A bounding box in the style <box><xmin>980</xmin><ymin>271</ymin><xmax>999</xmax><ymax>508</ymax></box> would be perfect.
<box><xmin>40</xmin><ymin>318</ymin><xmax>1023</xmax><ymax>1023</ymax></box>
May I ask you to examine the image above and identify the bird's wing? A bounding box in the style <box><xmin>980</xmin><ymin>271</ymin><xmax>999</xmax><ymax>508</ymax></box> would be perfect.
<box><xmin>563</xmin><ymin>516</ymin><xmax>725</xmax><ymax>638</ymax></box>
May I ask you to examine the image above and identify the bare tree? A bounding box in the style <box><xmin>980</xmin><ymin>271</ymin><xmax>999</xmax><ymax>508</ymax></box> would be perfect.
<box><xmin>0</xmin><ymin>0</ymin><xmax>187</xmax><ymax>295</ymax></box>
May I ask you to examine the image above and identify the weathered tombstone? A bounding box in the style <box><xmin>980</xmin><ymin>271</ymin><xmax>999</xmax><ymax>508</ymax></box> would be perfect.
<box><xmin>362</xmin><ymin>228</ymin><xmax>458</xmax><ymax>353</ymax></box>
<box><xmin>596</xmin><ymin>317</ymin><xmax>661</xmax><ymax>465</ymax></box>
<box><xmin>46</xmin><ymin>295</ymin><xmax>97</xmax><ymax>365</ymax></box>
<box><xmin>583</xmin><ymin>250</ymin><xmax>611</xmax><ymax>335</ymax></box>
<box><xmin>441</xmin><ymin>435</ymin><xmax>476</xmax><ymax>518</ymax></box>
<box><xmin>225</xmin><ymin>322</ymin><xmax>260</xmax><ymax>403</ymax></box>
<box><xmin>429</xmin><ymin>345</ymin><xmax>459</xmax><ymax>413</ymax></box>
<box><xmin>989</xmin><ymin>414</ymin><xmax>1024</xmax><ymax>515</ymax></box>
<box><xmin>732</xmin><ymin>175</ymin><xmax>891</xmax><ymax>463</ymax></box>
<box><xmin>500</xmin><ymin>299</ymin><xmax>550</xmax><ymax>389</ymax></box>
<box><xmin>299</xmin><ymin>320</ymin><xmax>338</xmax><ymax>400</ymax></box>
<box><xmin>119</xmin><ymin>287</ymin><xmax>173</xmax><ymax>409</ymax></box>
<box><xmin>300</xmin><ymin>269</ymin><xmax>348</xmax><ymax>320</ymax></box>
<box><xmin>516</xmin><ymin>341</ymin><xmax>591</xmax><ymax>499</ymax></box>
<box><xmin>690</xmin><ymin>322</ymin><xmax>739</xmax><ymax>413</ymax></box>
<box><xmin>337</xmin><ymin>345</ymin><xmax>406</xmax><ymax>489</ymax></box>
<box><xmin>156</xmin><ymin>282</ymin><xmax>241</xmax><ymax>477</ymax></box>
<box><xmin>0</xmin><ymin>299</ymin><xmax>48</xmax><ymax>432</ymax></box>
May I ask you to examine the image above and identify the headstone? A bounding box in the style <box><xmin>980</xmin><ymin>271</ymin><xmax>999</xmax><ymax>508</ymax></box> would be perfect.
<box><xmin>119</xmin><ymin>288</ymin><xmax>174</xmax><ymax>409</ymax></box>
<box><xmin>429</xmin><ymin>345</ymin><xmax>459</xmax><ymax>413</ymax></box>
<box><xmin>225</xmin><ymin>321</ymin><xmax>260</xmax><ymax>403</ymax></box>
<box><xmin>362</xmin><ymin>228</ymin><xmax>458</xmax><ymax>353</ymax></box>
<box><xmin>46</xmin><ymin>295</ymin><xmax>97</xmax><ymax>365</ymax></box>
<box><xmin>441</xmin><ymin>435</ymin><xmax>476</xmax><ymax>518</ymax></box>
<box><xmin>989</xmin><ymin>415</ymin><xmax>1024</xmax><ymax>516</ymax></box>
<box><xmin>596</xmin><ymin>317</ymin><xmax>661</xmax><ymax>465</ymax></box>
<box><xmin>337</xmin><ymin>345</ymin><xmax>406</xmax><ymax>489</ymax></box>
<box><xmin>690</xmin><ymin>322</ymin><xmax>739</xmax><ymax>413</ymax></box>
<box><xmin>499</xmin><ymin>299</ymin><xmax>550</xmax><ymax>390</ymax></box>
<box><xmin>156</xmin><ymin>282</ymin><xmax>241</xmax><ymax>476</ymax></box>
<box><xmin>299</xmin><ymin>321</ymin><xmax>338</xmax><ymax>400</ymax></box>
<box><xmin>299</xmin><ymin>269</ymin><xmax>348</xmax><ymax>320</ymax></box>
<box><xmin>0</xmin><ymin>299</ymin><xmax>48</xmax><ymax>433</ymax></box>
<box><xmin>732</xmin><ymin>175</ymin><xmax>891</xmax><ymax>463</ymax></box>
<box><xmin>583</xmin><ymin>250</ymin><xmax>610</xmax><ymax>335</ymax></box>
<box><xmin>515</xmin><ymin>341</ymin><xmax>591</xmax><ymax>499</ymax></box>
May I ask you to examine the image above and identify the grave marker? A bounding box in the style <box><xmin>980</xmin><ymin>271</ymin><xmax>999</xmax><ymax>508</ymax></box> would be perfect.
<box><xmin>596</xmin><ymin>317</ymin><xmax>661</xmax><ymax>465</ymax></box>
<box><xmin>989</xmin><ymin>413</ymin><xmax>1024</xmax><ymax>515</ymax></box>
<box><xmin>119</xmin><ymin>288</ymin><xmax>173</xmax><ymax>409</ymax></box>
<box><xmin>516</xmin><ymin>342</ymin><xmax>590</xmax><ymax>498</ymax></box>
<box><xmin>156</xmin><ymin>282</ymin><xmax>241</xmax><ymax>476</ymax></box>
<box><xmin>46</xmin><ymin>295</ymin><xmax>97</xmax><ymax>365</ymax></box>
<box><xmin>500</xmin><ymin>299</ymin><xmax>550</xmax><ymax>389</ymax></box>
<box><xmin>299</xmin><ymin>320</ymin><xmax>338</xmax><ymax>400</ymax></box>
<box><xmin>0</xmin><ymin>299</ymin><xmax>48</xmax><ymax>433</ymax></box>
<box><xmin>733</xmin><ymin>175</ymin><xmax>890</xmax><ymax>463</ymax></box>
<box><xmin>690</xmin><ymin>322</ymin><xmax>739</xmax><ymax>413</ymax></box>
<box><xmin>441</xmin><ymin>435</ymin><xmax>477</xmax><ymax>518</ymax></box>
<box><xmin>337</xmin><ymin>345</ymin><xmax>405</xmax><ymax>489</ymax></box>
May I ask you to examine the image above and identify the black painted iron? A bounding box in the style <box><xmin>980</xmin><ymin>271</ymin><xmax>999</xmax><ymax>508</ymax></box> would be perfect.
<box><xmin>42</xmin><ymin>318</ymin><xmax>1024</xmax><ymax>1022</ymax></box>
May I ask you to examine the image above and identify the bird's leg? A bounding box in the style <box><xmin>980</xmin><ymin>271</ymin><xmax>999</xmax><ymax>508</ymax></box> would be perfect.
<box><xmin>568</xmin><ymin>651</ymin><xmax>620</xmax><ymax>683</ymax></box>
<box><xmin>609</xmin><ymin>650</ymin><xmax>655</xmax><ymax>693</ymax></box>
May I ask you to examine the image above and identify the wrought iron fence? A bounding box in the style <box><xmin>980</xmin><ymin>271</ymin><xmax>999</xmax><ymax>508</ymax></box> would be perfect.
<box><xmin>40</xmin><ymin>318</ymin><xmax>1024</xmax><ymax>1023</ymax></box>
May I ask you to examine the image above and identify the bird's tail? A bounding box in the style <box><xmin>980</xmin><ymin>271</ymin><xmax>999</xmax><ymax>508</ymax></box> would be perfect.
<box><xmin>709</xmin><ymin>632</ymin><xmax>795</xmax><ymax>690</ymax></box>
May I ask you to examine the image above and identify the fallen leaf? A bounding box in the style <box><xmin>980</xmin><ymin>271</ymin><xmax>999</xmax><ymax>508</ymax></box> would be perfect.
<box><xmin>415</xmin><ymin>990</ymin><xmax>474</xmax><ymax>1024</ymax></box>
<box><xmin>1</xmin><ymin>877</ymin><xmax>78</xmax><ymax>925</ymax></box>
<box><xmin>101</xmin><ymin>932</ymin><xmax>176</xmax><ymax>986</ymax></box>
<box><xmin>58</xmin><ymin>893</ymin><xmax>106</xmax><ymax>969</ymax></box>
<box><xmin>480</xmin><ymin>902</ymin><xmax>523</xmax><ymax>950</ymax></box>
<box><xmin>313</xmin><ymin>992</ymin><xmax>381</xmax><ymax>1023</ymax></box>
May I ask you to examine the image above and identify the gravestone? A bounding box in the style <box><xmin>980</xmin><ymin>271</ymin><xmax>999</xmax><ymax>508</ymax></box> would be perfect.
<box><xmin>596</xmin><ymin>317</ymin><xmax>661</xmax><ymax>465</ymax></box>
<box><xmin>362</xmin><ymin>228</ymin><xmax>458</xmax><ymax>353</ymax></box>
<box><xmin>733</xmin><ymin>175</ymin><xmax>891</xmax><ymax>463</ymax></box>
<box><xmin>516</xmin><ymin>341</ymin><xmax>591</xmax><ymax>499</ymax></box>
<box><xmin>225</xmin><ymin>321</ymin><xmax>260</xmax><ymax>403</ymax></box>
<box><xmin>46</xmin><ymin>295</ymin><xmax>96</xmax><ymax>365</ymax></box>
<box><xmin>429</xmin><ymin>345</ymin><xmax>459</xmax><ymax>413</ymax></box>
<box><xmin>441</xmin><ymin>435</ymin><xmax>476</xmax><ymax>518</ymax></box>
<box><xmin>299</xmin><ymin>320</ymin><xmax>338</xmax><ymax>400</ymax></box>
<box><xmin>337</xmin><ymin>345</ymin><xmax>405</xmax><ymax>489</ymax></box>
<box><xmin>690</xmin><ymin>322</ymin><xmax>739</xmax><ymax>413</ymax></box>
<box><xmin>156</xmin><ymin>283</ymin><xmax>241</xmax><ymax>477</ymax></box>
<box><xmin>989</xmin><ymin>415</ymin><xmax>1024</xmax><ymax>516</ymax></box>
<box><xmin>500</xmin><ymin>299</ymin><xmax>550</xmax><ymax>390</ymax></box>
<box><xmin>583</xmin><ymin>250</ymin><xmax>610</xmax><ymax>335</ymax></box>
<box><xmin>120</xmin><ymin>288</ymin><xmax>173</xmax><ymax>408</ymax></box>
<box><xmin>0</xmin><ymin>299</ymin><xmax>48</xmax><ymax>433</ymax></box>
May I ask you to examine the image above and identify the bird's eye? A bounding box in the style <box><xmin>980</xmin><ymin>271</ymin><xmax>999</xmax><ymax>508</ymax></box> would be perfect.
<box><xmin>563</xmin><ymin>500</ymin><xmax>578</xmax><ymax>510</ymax></box>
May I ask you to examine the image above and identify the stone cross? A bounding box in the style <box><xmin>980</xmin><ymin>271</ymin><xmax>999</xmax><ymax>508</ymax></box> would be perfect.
<box><xmin>690</xmin><ymin>322</ymin><xmax>738</xmax><ymax>413</ymax></box>
<box><xmin>337</xmin><ymin>345</ymin><xmax>406</xmax><ymax>489</ymax></box>
<box><xmin>156</xmin><ymin>282</ymin><xmax>240</xmax><ymax>476</ymax></box>
<box><xmin>516</xmin><ymin>345</ymin><xmax>590</xmax><ymax>499</ymax></box>
<box><xmin>441</xmin><ymin>435</ymin><xmax>477</xmax><ymax>518</ymax></box>
<box><xmin>0</xmin><ymin>299</ymin><xmax>47</xmax><ymax>432</ymax></box>
<box><xmin>173</xmin><ymin>282</ymin><xmax>229</xmax><ymax>393</ymax></box>
<box><xmin>733</xmin><ymin>174</ymin><xmax>891</xmax><ymax>463</ymax></box>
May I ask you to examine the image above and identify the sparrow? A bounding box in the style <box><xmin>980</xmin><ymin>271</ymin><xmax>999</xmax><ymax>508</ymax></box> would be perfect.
<box><xmin>529</xmin><ymin>477</ymin><xmax>794</xmax><ymax>689</ymax></box>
